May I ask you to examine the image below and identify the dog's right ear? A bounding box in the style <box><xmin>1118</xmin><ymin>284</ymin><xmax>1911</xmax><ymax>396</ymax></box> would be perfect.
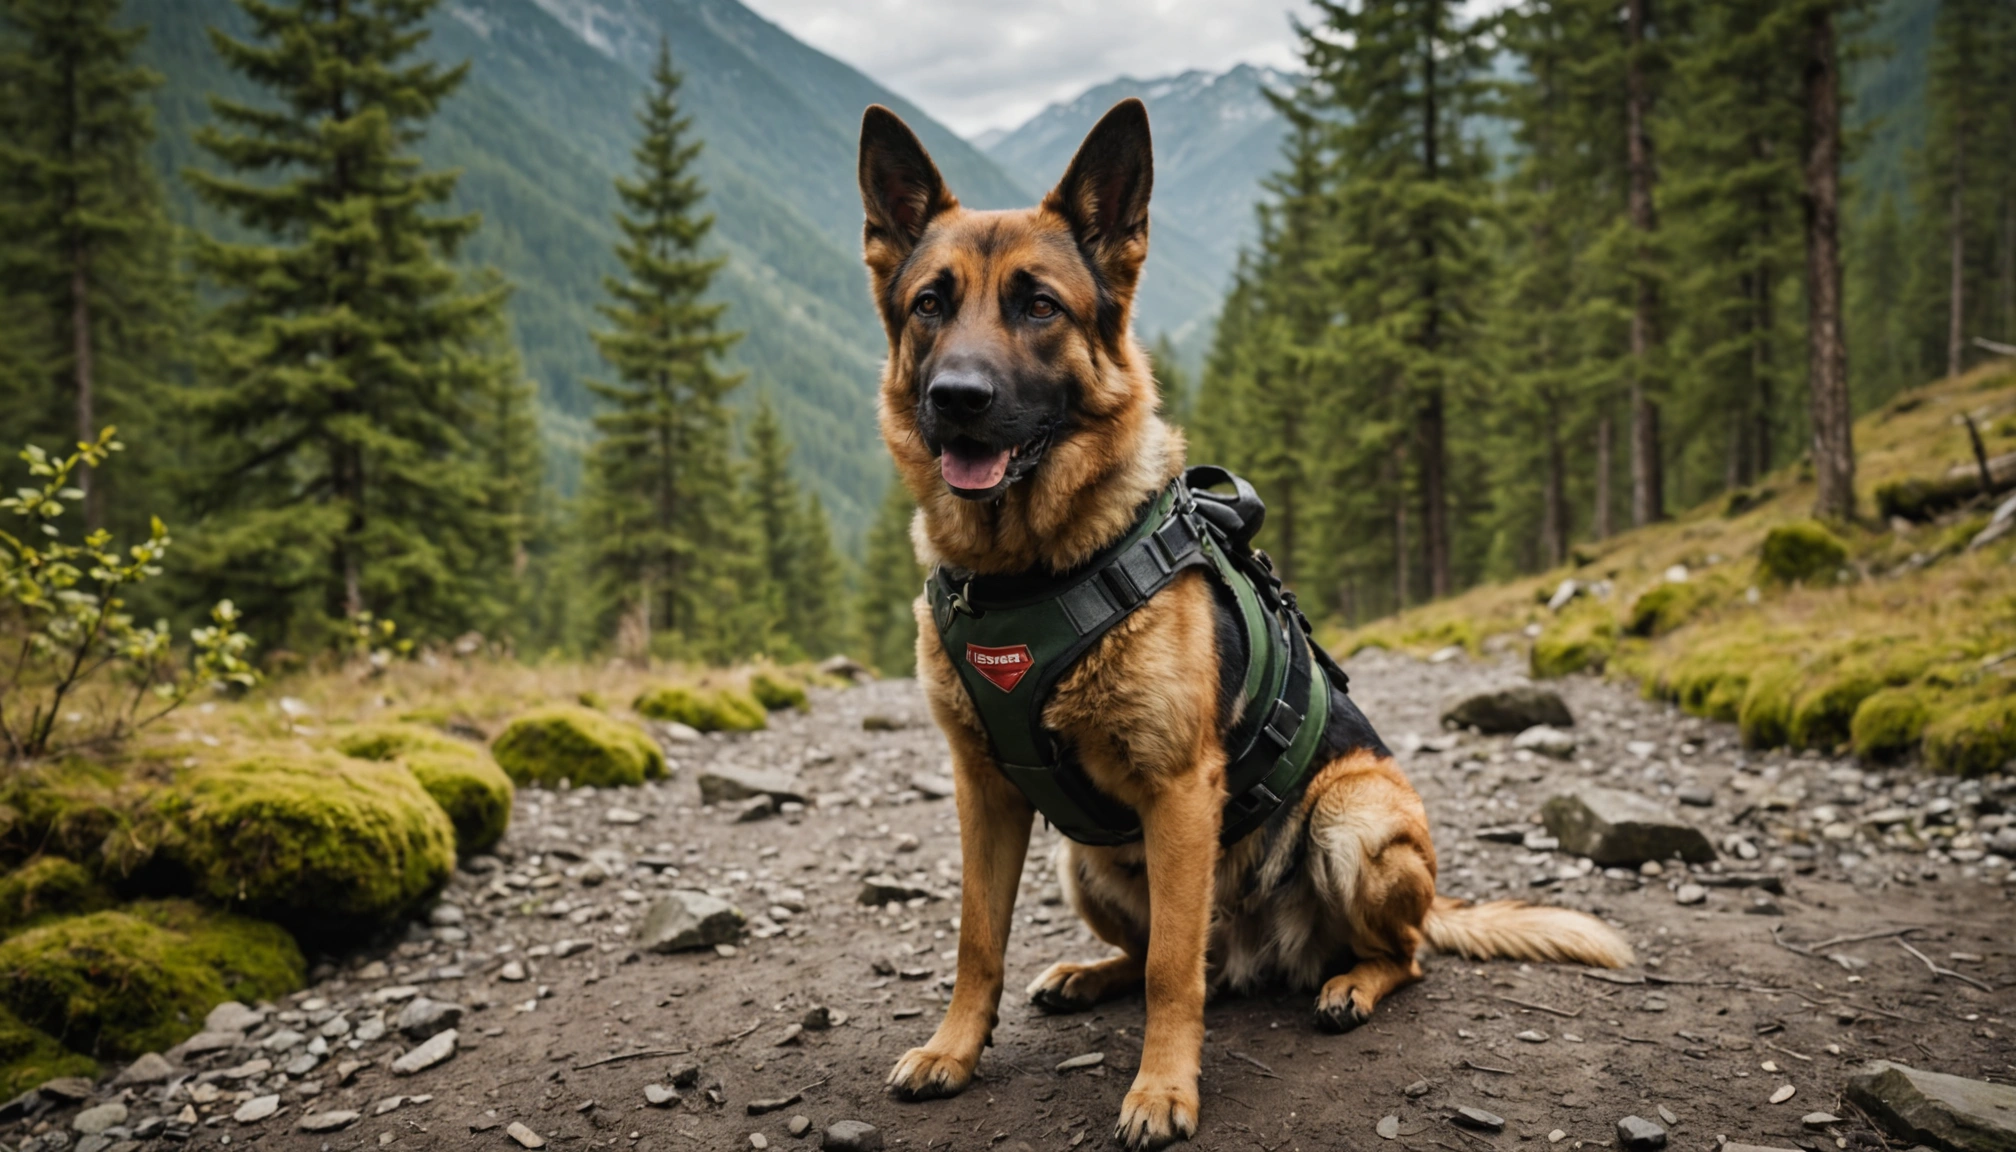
<box><xmin>860</xmin><ymin>106</ymin><xmax>956</xmax><ymax>271</ymax></box>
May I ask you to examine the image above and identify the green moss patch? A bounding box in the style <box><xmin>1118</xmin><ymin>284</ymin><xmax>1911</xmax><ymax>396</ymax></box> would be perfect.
<box><xmin>0</xmin><ymin>899</ymin><xmax>301</xmax><ymax>1059</ymax></box>
<box><xmin>151</xmin><ymin>750</ymin><xmax>455</xmax><ymax>938</ymax></box>
<box><xmin>1531</xmin><ymin>602</ymin><xmax>1619</xmax><ymax>678</ymax></box>
<box><xmin>1738</xmin><ymin>662</ymin><xmax>1803</xmax><ymax>748</ymax></box>
<box><xmin>632</xmin><ymin>686</ymin><xmax>767</xmax><ymax>732</ymax></box>
<box><xmin>1924</xmin><ymin>696</ymin><xmax>2016</xmax><ymax>776</ymax></box>
<box><xmin>1758</xmin><ymin>520</ymin><xmax>1848</xmax><ymax>584</ymax></box>
<box><xmin>1851</xmin><ymin>687</ymin><xmax>1935</xmax><ymax>761</ymax></box>
<box><xmin>336</xmin><ymin>724</ymin><xmax>514</xmax><ymax>854</ymax></box>
<box><xmin>0</xmin><ymin>1003</ymin><xmax>96</xmax><ymax>1099</ymax></box>
<box><xmin>0</xmin><ymin>857</ymin><xmax>108</xmax><ymax>933</ymax></box>
<box><xmin>491</xmin><ymin>705</ymin><xmax>665</xmax><ymax>788</ymax></box>
<box><xmin>1787</xmin><ymin>665</ymin><xmax>1883</xmax><ymax>751</ymax></box>
<box><xmin>1626</xmin><ymin>582</ymin><xmax>1714</xmax><ymax>638</ymax></box>
<box><xmin>0</xmin><ymin>761</ymin><xmax>151</xmax><ymax>877</ymax></box>
<box><xmin>749</xmin><ymin>672</ymin><xmax>808</xmax><ymax>713</ymax></box>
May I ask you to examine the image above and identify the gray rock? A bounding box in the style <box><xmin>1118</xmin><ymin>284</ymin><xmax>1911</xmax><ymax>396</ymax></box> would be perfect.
<box><xmin>1676</xmin><ymin>785</ymin><xmax>1715</xmax><ymax>807</ymax></box>
<box><xmin>638</xmin><ymin>890</ymin><xmax>747</xmax><ymax>952</ymax></box>
<box><xmin>1675</xmin><ymin>883</ymin><xmax>1708</xmax><ymax>906</ymax></box>
<box><xmin>205</xmin><ymin>1001</ymin><xmax>264</xmax><ymax>1034</ymax></box>
<box><xmin>1378</xmin><ymin>1115</ymin><xmax>1401</xmax><ymax>1140</ymax></box>
<box><xmin>1616</xmin><ymin>1116</ymin><xmax>1667</xmax><ymax>1151</ymax></box>
<box><xmin>72</xmin><ymin>1104</ymin><xmax>128</xmax><ymax>1135</ymax></box>
<box><xmin>801</xmin><ymin>1005</ymin><xmax>831</xmax><ymax>1031</ymax></box>
<box><xmin>391</xmin><ymin>1029</ymin><xmax>457</xmax><ymax>1075</ymax></box>
<box><xmin>735</xmin><ymin>796</ymin><xmax>777</xmax><ymax>823</ymax></box>
<box><xmin>172</xmin><ymin>1030</ymin><xmax>240</xmax><ymax>1057</ymax></box>
<box><xmin>1443</xmin><ymin>687</ymin><xmax>1573</xmax><ymax>734</ymax></box>
<box><xmin>298</xmin><ymin>1111</ymin><xmax>360</xmax><ymax>1133</ymax></box>
<box><xmin>822</xmin><ymin>1121</ymin><xmax>883</xmax><ymax>1152</ymax></box>
<box><xmin>748</xmin><ymin>1093</ymin><xmax>802</xmax><ymax>1116</ymax></box>
<box><xmin>113</xmin><ymin>1053</ymin><xmax>175</xmax><ymax>1086</ymax></box>
<box><xmin>396</xmin><ymin>997</ymin><xmax>464</xmax><ymax>1041</ymax></box>
<box><xmin>909</xmin><ymin>772</ymin><xmax>955</xmax><ymax>800</ymax></box>
<box><xmin>789</xmin><ymin>1115</ymin><xmax>813</xmax><ymax>1138</ymax></box>
<box><xmin>428</xmin><ymin>903</ymin><xmax>465</xmax><ymax>927</ymax></box>
<box><xmin>260</xmin><ymin>1028</ymin><xmax>306</xmax><ymax>1051</ymax></box>
<box><xmin>507</xmin><ymin>1121</ymin><xmax>547</xmax><ymax>1148</ymax></box>
<box><xmin>669</xmin><ymin>1062</ymin><xmax>701</xmax><ymax>1088</ymax></box>
<box><xmin>232</xmin><ymin>1095</ymin><xmax>281</xmax><ymax>1124</ymax></box>
<box><xmin>1846</xmin><ymin>1060</ymin><xmax>2016</xmax><ymax>1152</ymax></box>
<box><xmin>73</xmin><ymin>1135</ymin><xmax>109</xmax><ymax>1152</ymax></box>
<box><xmin>817</xmin><ymin>655</ymin><xmax>874</xmax><ymax>684</ymax></box>
<box><xmin>1454</xmin><ymin>1107</ymin><xmax>1506</xmax><ymax>1132</ymax></box>
<box><xmin>858</xmin><ymin>875</ymin><xmax>932</xmax><ymax>904</ymax></box>
<box><xmin>1543</xmin><ymin>787</ymin><xmax>1716</xmax><ymax>865</ymax></box>
<box><xmin>697</xmin><ymin>766</ymin><xmax>805</xmax><ymax>807</ymax></box>
<box><xmin>1514</xmin><ymin>725</ymin><xmax>1578</xmax><ymax>758</ymax></box>
<box><xmin>1055</xmin><ymin>1052</ymin><xmax>1105</xmax><ymax>1072</ymax></box>
<box><xmin>644</xmin><ymin>1085</ymin><xmax>678</xmax><ymax>1107</ymax></box>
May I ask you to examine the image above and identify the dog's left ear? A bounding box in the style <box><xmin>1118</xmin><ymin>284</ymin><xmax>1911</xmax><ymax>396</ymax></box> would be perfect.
<box><xmin>1044</xmin><ymin>98</ymin><xmax>1153</xmax><ymax>295</ymax></box>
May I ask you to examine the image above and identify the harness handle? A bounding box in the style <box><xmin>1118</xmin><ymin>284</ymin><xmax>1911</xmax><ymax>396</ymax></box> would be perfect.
<box><xmin>1183</xmin><ymin>465</ymin><xmax>1266</xmax><ymax>554</ymax></box>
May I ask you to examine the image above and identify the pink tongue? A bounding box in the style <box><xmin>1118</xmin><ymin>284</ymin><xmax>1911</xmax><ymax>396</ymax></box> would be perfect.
<box><xmin>942</xmin><ymin>447</ymin><xmax>1010</xmax><ymax>490</ymax></box>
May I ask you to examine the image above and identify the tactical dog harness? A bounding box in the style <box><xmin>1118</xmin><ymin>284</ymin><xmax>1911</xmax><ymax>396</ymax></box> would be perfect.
<box><xmin>927</xmin><ymin>466</ymin><xmax>1344</xmax><ymax>847</ymax></box>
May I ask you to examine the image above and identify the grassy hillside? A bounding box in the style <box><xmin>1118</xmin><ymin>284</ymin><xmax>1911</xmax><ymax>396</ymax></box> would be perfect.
<box><xmin>1337</xmin><ymin>364</ymin><xmax>2016</xmax><ymax>774</ymax></box>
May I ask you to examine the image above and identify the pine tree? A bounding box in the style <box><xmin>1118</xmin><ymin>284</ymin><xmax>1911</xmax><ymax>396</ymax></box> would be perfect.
<box><xmin>1918</xmin><ymin>0</ymin><xmax>2015</xmax><ymax>378</ymax></box>
<box><xmin>582</xmin><ymin>38</ymin><xmax>743</xmax><ymax>660</ymax></box>
<box><xmin>1147</xmin><ymin>334</ymin><xmax>1193</xmax><ymax>428</ymax></box>
<box><xmin>0</xmin><ymin>0</ymin><xmax>180</xmax><ymax>531</ymax></box>
<box><xmin>182</xmin><ymin>0</ymin><xmax>521</xmax><ymax>644</ymax></box>
<box><xmin>857</xmin><ymin>476</ymin><xmax>922</xmax><ymax>677</ymax></box>
<box><xmin>744</xmin><ymin>394</ymin><xmax>844</xmax><ymax>660</ymax></box>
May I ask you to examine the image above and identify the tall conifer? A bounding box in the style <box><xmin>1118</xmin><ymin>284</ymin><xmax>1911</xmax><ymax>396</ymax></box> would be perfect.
<box><xmin>745</xmin><ymin>395</ymin><xmax>843</xmax><ymax>660</ymax></box>
<box><xmin>857</xmin><ymin>477</ymin><xmax>921</xmax><ymax>677</ymax></box>
<box><xmin>183</xmin><ymin>0</ymin><xmax>520</xmax><ymax>642</ymax></box>
<box><xmin>583</xmin><ymin>38</ymin><xmax>742</xmax><ymax>659</ymax></box>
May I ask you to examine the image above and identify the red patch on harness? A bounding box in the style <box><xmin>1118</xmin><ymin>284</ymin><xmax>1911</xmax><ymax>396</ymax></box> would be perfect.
<box><xmin>965</xmin><ymin>643</ymin><xmax>1034</xmax><ymax>692</ymax></box>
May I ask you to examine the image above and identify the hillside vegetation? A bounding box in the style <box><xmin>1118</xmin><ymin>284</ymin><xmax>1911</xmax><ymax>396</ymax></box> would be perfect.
<box><xmin>1337</xmin><ymin>364</ymin><xmax>2016</xmax><ymax>773</ymax></box>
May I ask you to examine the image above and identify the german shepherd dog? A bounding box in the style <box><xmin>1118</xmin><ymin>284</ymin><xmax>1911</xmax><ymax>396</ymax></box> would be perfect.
<box><xmin>858</xmin><ymin>98</ymin><xmax>1633</xmax><ymax>1150</ymax></box>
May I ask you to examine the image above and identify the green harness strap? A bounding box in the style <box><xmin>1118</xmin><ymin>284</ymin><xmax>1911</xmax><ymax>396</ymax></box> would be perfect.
<box><xmin>927</xmin><ymin>472</ymin><xmax>1332</xmax><ymax>848</ymax></box>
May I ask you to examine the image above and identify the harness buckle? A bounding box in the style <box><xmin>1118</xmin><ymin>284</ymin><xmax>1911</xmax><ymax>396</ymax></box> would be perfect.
<box><xmin>948</xmin><ymin>578</ymin><xmax>980</xmax><ymax>619</ymax></box>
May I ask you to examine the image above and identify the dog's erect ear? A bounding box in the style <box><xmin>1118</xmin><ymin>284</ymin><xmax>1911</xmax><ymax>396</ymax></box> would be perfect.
<box><xmin>1044</xmin><ymin>98</ymin><xmax>1153</xmax><ymax>293</ymax></box>
<box><xmin>860</xmin><ymin>105</ymin><xmax>956</xmax><ymax>263</ymax></box>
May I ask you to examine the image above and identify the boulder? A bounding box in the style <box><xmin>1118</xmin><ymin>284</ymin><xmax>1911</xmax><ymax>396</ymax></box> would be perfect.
<box><xmin>0</xmin><ymin>900</ymin><xmax>302</xmax><ymax>1060</ymax></box>
<box><xmin>638</xmin><ymin>891</ymin><xmax>746</xmax><ymax>953</ymax></box>
<box><xmin>491</xmin><ymin>706</ymin><xmax>665</xmax><ymax>788</ymax></box>
<box><xmin>697</xmin><ymin>767</ymin><xmax>806</xmax><ymax>807</ymax></box>
<box><xmin>1542</xmin><ymin>787</ymin><xmax>1716</xmax><ymax>865</ymax></box>
<box><xmin>749</xmin><ymin>672</ymin><xmax>809</xmax><ymax>713</ymax></box>
<box><xmin>73</xmin><ymin>1102</ymin><xmax>128</xmax><ymax>1134</ymax></box>
<box><xmin>1846</xmin><ymin>1060</ymin><xmax>2016</xmax><ymax>1152</ymax></box>
<box><xmin>633</xmin><ymin>686</ymin><xmax>767</xmax><ymax>733</ymax></box>
<box><xmin>0</xmin><ymin>857</ymin><xmax>108</xmax><ymax>931</ymax></box>
<box><xmin>114</xmin><ymin>1052</ymin><xmax>176</xmax><ymax>1086</ymax></box>
<box><xmin>152</xmin><ymin>749</ymin><xmax>456</xmax><ymax>939</ymax></box>
<box><xmin>336</xmin><ymin>724</ymin><xmax>514</xmax><ymax>854</ymax></box>
<box><xmin>394</xmin><ymin>998</ymin><xmax>463</xmax><ymax>1042</ymax></box>
<box><xmin>1443</xmin><ymin>686</ymin><xmax>1574</xmax><ymax>734</ymax></box>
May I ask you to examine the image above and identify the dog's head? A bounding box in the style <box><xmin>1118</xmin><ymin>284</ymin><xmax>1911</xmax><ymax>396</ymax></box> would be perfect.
<box><xmin>858</xmin><ymin>100</ymin><xmax>1156</xmax><ymax>506</ymax></box>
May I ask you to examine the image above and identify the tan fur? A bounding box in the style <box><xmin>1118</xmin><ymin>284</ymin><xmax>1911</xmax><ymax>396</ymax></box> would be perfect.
<box><xmin>861</xmin><ymin>102</ymin><xmax>1631</xmax><ymax>1151</ymax></box>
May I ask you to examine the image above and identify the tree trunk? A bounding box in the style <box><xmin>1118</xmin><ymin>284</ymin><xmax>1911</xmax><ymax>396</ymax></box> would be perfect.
<box><xmin>1804</xmin><ymin>4</ymin><xmax>1855</xmax><ymax>520</ymax></box>
<box><xmin>1390</xmin><ymin>444</ymin><xmax>1409</xmax><ymax>612</ymax></box>
<box><xmin>1626</xmin><ymin>0</ymin><xmax>1663</xmax><ymax>527</ymax></box>
<box><xmin>1418</xmin><ymin>391</ymin><xmax>1450</xmax><ymax>599</ymax></box>
<box><xmin>1543</xmin><ymin>394</ymin><xmax>1569</xmax><ymax>567</ymax></box>
<box><xmin>71</xmin><ymin>255</ymin><xmax>98</xmax><ymax>530</ymax></box>
<box><xmin>1947</xmin><ymin>123</ymin><xmax>1966</xmax><ymax>379</ymax></box>
<box><xmin>1594</xmin><ymin>407</ymin><xmax>1614</xmax><ymax>540</ymax></box>
<box><xmin>1417</xmin><ymin>0</ymin><xmax>1451</xmax><ymax>599</ymax></box>
<box><xmin>1755</xmin><ymin>257</ymin><xmax>1776</xmax><ymax>478</ymax></box>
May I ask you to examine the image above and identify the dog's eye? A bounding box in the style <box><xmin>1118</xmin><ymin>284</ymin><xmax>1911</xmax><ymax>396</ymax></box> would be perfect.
<box><xmin>914</xmin><ymin>293</ymin><xmax>942</xmax><ymax>318</ymax></box>
<box><xmin>1029</xmin><ymin>297</ymin><xmax>1058</xmax><ymax>320</ymax></box>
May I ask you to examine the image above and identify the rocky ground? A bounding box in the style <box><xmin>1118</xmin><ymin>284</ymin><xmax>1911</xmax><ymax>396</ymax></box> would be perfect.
<box><xmin>5</xmin><ymin>651</ymin><xmax>2012</xmax><ymax>1152</ymax></box>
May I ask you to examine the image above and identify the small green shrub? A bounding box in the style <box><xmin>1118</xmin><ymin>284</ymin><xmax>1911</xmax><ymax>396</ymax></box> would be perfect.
<box><xmin>491</xmin><ymin>705</ymin><xmax>665</xmax><ymax>788</ymax></box>
<box><xmin>1923</xmin><ymin>696</ymin><xmax>2016</xmax><ymax>776</ymax></box>
<box><xmin>1626</xmin><ymin>582</ymin><xmax>1712</xmax><ymax>638</ymax></box>
<box><xmin>633</xmin><ymin>685</ymin><xmax>767</xmax><ymax>732</ymax></box>
<box><xmin>1758</xmin><ymin>520</ymin><xmax>1848</xmax><ymax>584</ymax></box>
<box><xmin>749</xmin><ymin>672</ymin><xmax>808</xmax><ymax>713</ymax></box>
<box><xmin>152</xmin><ymin>750</ymin><xmax>455</xmax><ymax>938</ymax></box>
<box><xmin>0</xmin><ymin>1003</ymin><xmax>96</xmax><ymax>1098</ymax></box>
<box><xmin>1531</xmin><ymin>602</ymin><xmax>1618</xmax><ymax>678</ymax></box>
<box><xmin>1851</xmin><ymin>687</ymin><xmax>1934</xmax><ymax>761</ymax></box>
<box><xmin>0</xmin><ymin>899</ymin><xmax>301</xmax><ymax>1058</ymax></box>
<box><xmin>1738</xmin><ymin>662</ymin><xmax>1803</xmax><ymax>748</ymax></box>
<box><xmin>336</xmin><ymin>724</ymin><xmax>513</xmax><ymax>854</ymax></box>
<box><xmin>0</xmin><ymin>857</ymin><xmax>107</xmax><ymax>931</ymax></box>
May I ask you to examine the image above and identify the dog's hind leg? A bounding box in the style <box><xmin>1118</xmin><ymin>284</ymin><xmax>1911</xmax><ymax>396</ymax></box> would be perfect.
<box><xmin>1303</xmin><ymin>752</ymin><xmax>1437</xmax><ymax>1035</ymax></box>
<box><xmin>1029</xmin><ymin>846</ymin><xmax>1149</xmax><ymax>1012</ymax></box>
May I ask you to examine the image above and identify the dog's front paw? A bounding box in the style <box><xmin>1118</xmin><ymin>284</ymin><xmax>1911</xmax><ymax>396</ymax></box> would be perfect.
<box><xmin>1314</xmin><ymin>982</ymin><xmax>1373</xmax><ymax>1034</ymax></box>
<box><xmin>1114</xmin><ymin>1075</ymin><xmax>1198</xmax><ymax>1150</ymax></box>
<box><xmin>1026</xmin><ymin>961</ymin><xmax>1099</xmax><ymax>1013</ymax></box>
<box><xmin>886</xmin><ymin>1045</ymin><xmax>976</xmax><ymax>1101</ymax></box>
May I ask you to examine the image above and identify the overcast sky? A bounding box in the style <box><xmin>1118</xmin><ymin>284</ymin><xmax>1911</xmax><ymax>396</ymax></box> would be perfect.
<box><xmin>737</xmin><ymin>0</ymin><xmax>1321</xmax><ymax>138</ymax></box>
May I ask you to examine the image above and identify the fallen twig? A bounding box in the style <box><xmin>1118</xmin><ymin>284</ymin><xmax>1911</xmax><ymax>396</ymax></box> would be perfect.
<box><xmin>1771</xmin><ymin>924</ymin><xmax>1920</xmax><ymax>958</ymax></box>
<box><xmin>571</xmin><ymin>1047</ymin><xmax>690</xmax><ymax>1071</ymax></box>
<box><xmin>1896</xmin><ymin>937</ymin><xmax>1995</xmax><ymax>993</ymax></box>
<box><xmin>1461</xmin><ymin>1059</ymin><xmax>1515</xmax><ymax>1075</ymax></box>
<box><xmin>1765</xmin><ymin>1040</ymin><xmax>1813</xmax><ymax>1063</ymax></box>
<box><xmin>1495</xmin><ymin>994</ymin><xmax>1581</xmax><ymax>1019</ymax></box>
<box><xmin>1227</xmin><ymin>1050</ymin><xmax>1281</xmax><ymax>1079</ymax></box>
<box><xmin>714</xmin><ymin>1018</ymin><xmax>764</xmax><ymax>1046</ymax></box>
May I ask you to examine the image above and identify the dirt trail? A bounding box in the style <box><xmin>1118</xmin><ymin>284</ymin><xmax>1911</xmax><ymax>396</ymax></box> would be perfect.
<box><xmin>15</xmin><ymin>651</ymin><xmax>2014</xmax><ymax>1152</ymax></box>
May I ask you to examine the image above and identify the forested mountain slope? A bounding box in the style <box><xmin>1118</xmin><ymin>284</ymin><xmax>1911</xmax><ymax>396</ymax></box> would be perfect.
<box><xmin>133</xmin><ymin>0</ymin><xmax>1029</xmax><ymax>535</ymax></box>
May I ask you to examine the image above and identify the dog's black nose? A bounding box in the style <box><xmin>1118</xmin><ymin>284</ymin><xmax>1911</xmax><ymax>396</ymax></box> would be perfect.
<box><xmin>927</xmin><ymin>372</ymin><xmax>994</xmax><ymax>418</ymax></box>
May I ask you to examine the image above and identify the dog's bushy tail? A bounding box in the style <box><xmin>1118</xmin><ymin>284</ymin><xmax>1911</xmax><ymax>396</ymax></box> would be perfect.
<box><xmin>1423</xmin><ymin>895</ymin><xmax>1634</xmax><ymax>968</ymax></box>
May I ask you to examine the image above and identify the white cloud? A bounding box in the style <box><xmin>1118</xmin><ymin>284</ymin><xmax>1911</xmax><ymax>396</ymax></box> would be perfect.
<box><xmin>738</xmin><ymin>0</ymin><xmax>1320</xmax><ymax>137</ymax></box>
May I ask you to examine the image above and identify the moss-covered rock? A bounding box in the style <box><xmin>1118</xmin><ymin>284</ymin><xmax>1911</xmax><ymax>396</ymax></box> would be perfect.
<box><xmin>1626</xmin><ymin>582</ymin><xmax>1712</xmax><ymax>638</ymax></box>
<box><xmin>151</xmin><ymin>750</ymin><xmax>455</xmax><ymax>938</ymax></box>
<box><xmin>335</xmin><ymin>724</ymin><xmax>514</xmax><ymax>854</ymax></box>
<box><xmin>1923</xmin><ymin>696</ymin><xmax>2016</xmax><ymax>776</ymax></box>
<box><xmin>1851</xmin><ymin>687</ymin><xmax>1934</xmax><ymax>761</ymax></box>
<box><xmin>632</xmin><ymin>686</ymin><xmax>767</xmax><ymax>732</ymax></box>
<box><xmin>491</xmin><ymin>705</ymin><xmax>665</xmax><ymax>788</ymax></box>
<box><xmin>0</xmin><ymin>761</ymin><xmax>149</xmax><ymax>875</ymax></box>
<box><xmin>749</xmin><ymin>672</ymin><xmax>808</xmax><ymax>713</ymax></box>
<box><xmin>0</xmin><ymin>857</ymin><xmax>108</xmax><ymax>932</ymax></box>
<box><xmin>0</xmin><ymin>899</ymin><xmax>302</xmax><ymax>1058</ymax></box>
<box><xmin>1758</xmin><ymin>520</ymin><xmax>1848</xmax><ymax>584</ymax></box>
<box><xmin>1531</xmin><ymin>602</ymin><xmax>1619</xmax><ymax>678</ymax></box>
<box><xmin>0</xmin><ymin>1003</ymin><xmax>96</xmax><ymax>1099</ymax></box>
<box><xmin>1787</xmin><ymin>665</ymin><xmax>1882</xmax><ymax>751</ymax></box>
<box><xmin>1738</xmin><ymin>662</ymin><xmax>1803</xmax><ymax>748</ymax></box>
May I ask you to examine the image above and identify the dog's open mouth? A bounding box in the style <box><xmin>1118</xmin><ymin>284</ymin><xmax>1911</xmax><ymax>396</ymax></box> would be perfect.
<box><xmin>939</xmin><ymin>429</ymin><xmax>1053</xmax><ymax>499</ymax></box>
